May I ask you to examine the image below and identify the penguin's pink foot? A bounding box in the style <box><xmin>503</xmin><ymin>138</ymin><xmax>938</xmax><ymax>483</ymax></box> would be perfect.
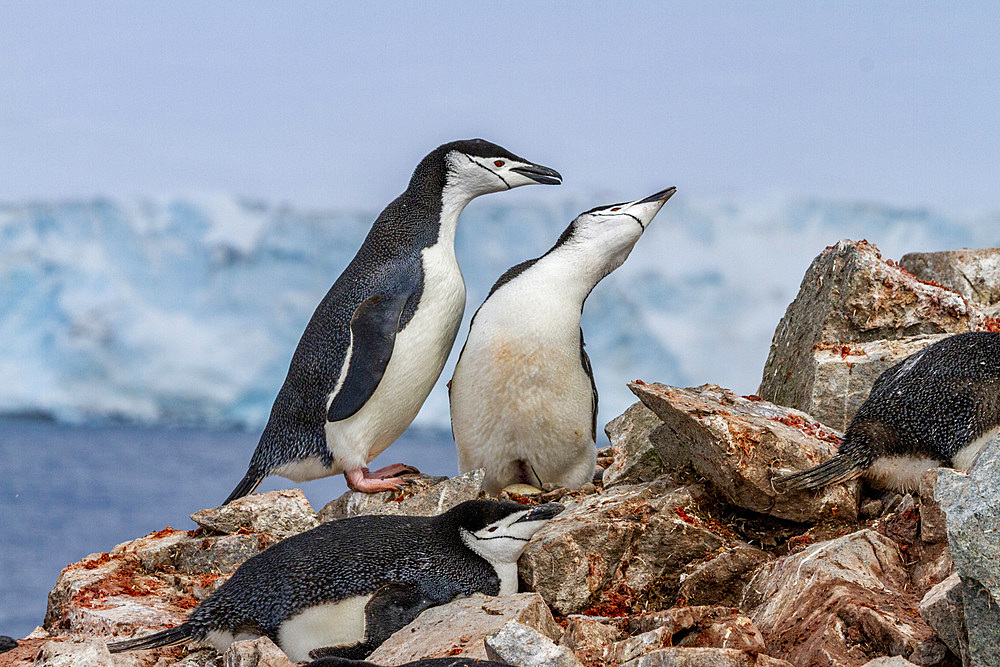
<box><xmin>344</xmin><ymin>466</ymin><xmax>416</xmax><ymax>493</ymax></box>
<box><xmin>369</xmin><ymin>463</ymin><xmax>420</xmax><ymax>479</ymax></box>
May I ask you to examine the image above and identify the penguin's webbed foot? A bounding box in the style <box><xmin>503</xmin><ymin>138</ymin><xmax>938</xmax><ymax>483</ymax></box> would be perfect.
<box><xmin>368</xmin><ymin>462</ymin><xmax>420</xmax><ymax>479</ymax></box>
<box><xmin>344</xmin><ymin>465</ymin><xmax>419</xmax><ymax>493</ymax></box>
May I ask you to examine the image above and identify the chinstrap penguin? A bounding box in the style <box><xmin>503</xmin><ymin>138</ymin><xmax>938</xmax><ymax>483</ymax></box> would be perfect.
<box><xmin>224</xmin><ymin>140</ymin><xmax>561</xmax><ymax>501</ymax></box>
<box><xmin>450</xmin><ymin>187</ymin><xmax>676</xmax><ymax>495</ymax></box>
<box><xmin>306</xmin><ymin>656</ymin><xmax>510</xmax><ymax>667</ymax></box>
<box><xmin>107</xmin><ymin>500</ymin><xmax>563</xmax><ymax>662</ymax></box>
<box><xmin>776</xmin><ymin>331</ymin><xmax>1000</xmax><ymax>493</ymax></box>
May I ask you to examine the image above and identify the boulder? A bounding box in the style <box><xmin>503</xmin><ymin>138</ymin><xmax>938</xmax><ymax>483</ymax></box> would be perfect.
<box><xmin>917</xmin><ymin>470</ymin><xmax>948</xmax><ymax>545</ymax></box>
<box><xmin>30</xmin><ymin>638</ymin><xmax>114</xmax><ymax>666</ymax></box>
<box><xmin>629</xmin><ymin>382</ymin><xmax>858</xmax><ymax>523</ymax></box>
<box><xmin>935</xmin><ymin>435</ymin><xmax>1000</xmax><ymax>666</ymax></box>
<box><xmin>742</xmin><ymin>529</ymin><xmax>942</xmax><ymax>666</ymax></box>
<box><xmin>605</xmin><ymin>607</ymin><xmax>763</xmax><ymax>663</ymax></box>
<box><xmin>677</xmin><ymin>544</ymin><xmax>770</xmax><ymax>607</ymax></box>
<box><xmin>519</xmin><ymin>479</ymin><xmax>724</xmax><ymax>615</ymax></box>
<box><xmin>860</xmin><ymin>659</ymin><xmax>921</xmax><ymax>667</ymax></box>
<box><xmin>603</xmin><ymin>402</ymin><xmax>667</xmax><ymax>488</ymax></box>
<box><xmin>559</xmin><ymin>616</ymin><xmax>625</xmax><ymax>664</ymax></box>
<box><xmin>621</xmin><ymin>647</ymin><xmax>794</xmax><ymax>667</ymax></box>
<box><xmin>758</xmin><ymin>240</ymin><xmax>990</xmax><ymax>428</ymax></box>
<box><xmin>222</xmin><ymin>636</ymin><xmax>295</xmax><ymax>667</ymax></box>
<box><xmin>190</xmin><ymin>489</ymin><xmax>318</xmax><ymax>540</ymax></box>
<box><xmin>364</xmin><ymin>593</ymin><xmax>561</xmax><ymax>665</ymax></box>
<box><xmin>918</xmin><ymin>573</ymin><xmax>967</xmax><ymax>664</ymax></box>
<box><xmin>900</xmin><ymin>248</ymin><xmax>1000</xmax><ymax>316</ymax></box>
<box><xmin>318</xmin><ymin>470</ymin><xmax>484</xmax><ymax>521</ymax></box>
<box><xmin>485</xmin><ymin>620</ymin><xmax>583</xmax><ymax>666</ymax></box>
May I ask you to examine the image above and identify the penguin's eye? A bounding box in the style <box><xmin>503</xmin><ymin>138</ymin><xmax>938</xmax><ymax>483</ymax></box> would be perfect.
<box><xmin>487</xmin><ymin>526</ymin><xmax>498</xmax><ymax>532</ymax></box>
<box><xmin>494</xmin><ymin>160</ymin><xmax>505</xmax><ymax>167</ymax></box>
<box><xmin>611</xmin><ymin>208</ymin><xmax>621</xmax><ymax>212</ymax></box>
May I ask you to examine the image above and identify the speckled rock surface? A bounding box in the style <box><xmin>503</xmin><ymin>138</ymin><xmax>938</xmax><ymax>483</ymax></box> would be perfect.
<box><xmin>190</xmin><ymin>489</ymin><xmax>318</xmax><ymax>540</ymax></box>
<box><xmin>918</xmin><ymin>573</ymin><xmax>967</xmax><ymax>664</ymax></box>
<box><xmin>602</xmin><ymin>402</ymin><xmax>666</xmax><ymax>488</ymax></box>
<box><xmin>900</xmin><ymin>248</ymin><xmax>1000</xmax><ymax>317</ymax></box>
<box><xmin>222</xmin><ymin>636</ymin><xmax>294</xmax><ymax>667</ymax></box>
<box><xmin>630</xmin><ymin>381</ymin><xmax>857</xmax><ymax>522</ymax></box>
<box><xmin>621</xmin><ymin>647</ymin><xmax>794</xmax><ymax>667</ymax></box>
<box><xmin>485</xmin><ymin>620</ymin><xmax>582</xmax><ymax>666</ymax></box>
<box><xmin>318</xmin><ymin>470</ymin><xmax>484</xmax><ymax>521</ymax></box>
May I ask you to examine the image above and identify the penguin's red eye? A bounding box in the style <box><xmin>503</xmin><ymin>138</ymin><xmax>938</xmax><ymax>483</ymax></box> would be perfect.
<box><xmin>487</xmin><ymin>526</ymin><xmax>498</xmax><ymax>532</ymax></box>
<box><xmin>494</xmin><ymin>160</ymin><xmax>505</xmax><ymax>167</ymax></box>
<box><xmin>611</xmin><ymin>208</ymin><xmax>621</xmax><ymax>212</ymax></box>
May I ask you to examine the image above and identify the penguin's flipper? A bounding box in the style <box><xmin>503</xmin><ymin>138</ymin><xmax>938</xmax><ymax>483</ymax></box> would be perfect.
<box><xmin>327</xmin><ymin>290</ymin><xmax>412</xmax><ymax>422</ymax></box>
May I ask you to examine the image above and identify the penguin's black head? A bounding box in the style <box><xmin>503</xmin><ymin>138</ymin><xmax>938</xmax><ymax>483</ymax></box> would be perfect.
<box><xmin>427</xmin><ymin>139</ymin><xmax>562</xmax><ymax>197</ymax></box>
<box><xmin>445</xmin><ymin>500</ymin><xmax>564</xmax><ymax>565</ymax></box>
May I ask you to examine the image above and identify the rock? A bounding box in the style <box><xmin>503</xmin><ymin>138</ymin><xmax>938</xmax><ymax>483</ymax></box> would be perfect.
<box><xmin>677</xmin><ymin>544</ymin><xmax>770</xmax><ymax>607</ymax></box>
<box><xmin>909</xmin><ymin>541</ymin><xmax>954</xmax><ymax>595</ymax></box>
<box><xmin>935</xmin><ymin>435</ymin><xmax>1000</xmax><ymax>667</ymax></box>
<box><xmin>222</xmin><ymin>636</ymin><xmax>295</xmax><ymax>667</ymax></box>
<box><xmin>758</xmin><ymin>240</ymin><xmax>989</xmax><ymax>429</ymax></box>
<box><xmin>900</xmin><ymin>248</ymin><xmax>1000</xmax><ymax>316</ymax></box>
<box><xmin>918</xmin><ymin>470</ymin><xmax>948</xmax><ymax>544</ymax></box>
<box><xmin>485</xmin><ymin>620</ymin><xmax>583</xmax><ymax>666</ymax></box>
<box><xmin>605</xmin><ymin>607</ymin><xmax>765</xmax><ymax>663</ymax></box>
<box><xmin>190</xmin><ymin>489</ymin><xmax>318</xmax><ymax>540</ymax></box>
<box><xmin>630</xmin><ymin>382</ymin><xmax>858</xmax><ymax>523</ymax></box>
<box><xmin>621</xmin><ymin>647</ymin><xmax>794</xmax><ymax>667</ymax></box>
<box><xmin>742</xmin><ymin>529</ymin><xmax>941</xmax><ymax>666</ymax></box>
<box><xmin>318</xmin><ymin>470</ymin><xmax>484</xmax><ymax>521</ymax></box>
<box><xmin>0</xmin><ymin>636</ymin><xmax>17</xmax><ymax>653</ymax></box>
<box><xmin>690</xmin><ymin>615</ymin><xmax>765</xmax><ymax>652</ymax></box>
<box><xmin>603</xmin><ymin>402</ymin><xmax>667</xmax><ymax>488</ymax></box>
<box><xmin>519</xmin><ymin>479</ymin><xmax>724</xmax><ymax>615</ymax></box>
<box><xmin>31</xmin><ymin>638</ymin><xmax>113</xmax><ymax>666</ymax></box>
<box><xmin>559</xmin><ymin>616</ymin><xmax>625</xmax><ymax>664</ymax></box>
<box><xmin>918</xmin><ymin>573</ymin><xmax>967</xmax><ymax>664</ymax></box>
<box><xmin>365</xmin><ymin>593</ymin><xmax>561</xmax><ymax>664</ymax></box>
<box><xmin>860</xmin><ymin>659</ymin><xmax>920</xmax><ymax>667</ymax></box>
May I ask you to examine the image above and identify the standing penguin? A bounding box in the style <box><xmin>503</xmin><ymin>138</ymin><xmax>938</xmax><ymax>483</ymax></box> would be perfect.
<box><xmin>776</xmin><ymin>331</ymin><xmax>1000</xmax><ymax>493</ymax></box>
<box><xmin>224</xmin><ymin>140</ymin><xmax>561</xmax><ymax>501</ymax></box>
<box><xmin>107</xmin><ymin>500</ymin><xmax>563</xmax><ymax>662</ymax></box>
<box><xmin>450</xmin><ymin>187</ymin><xmax>676</xmax><ymax>495</ymax></box>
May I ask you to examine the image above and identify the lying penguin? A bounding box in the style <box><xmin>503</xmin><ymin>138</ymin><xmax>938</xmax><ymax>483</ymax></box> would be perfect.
<box><xmin>450</xmin><ymin>187</ymin><xmax>676</xmax><ymax>494</ymax></box>
<box><xmin>108</xmin><ymin>500</ymin><xmax>563</xmax><ymax>661</ymax></box>
<box><xmin>776</xmin><ymin>331</ymin><xmax>1000</xmax><ymax>492</ymax></box>
<box><xmin>306</xmin><ymin>657</ymin><xmax>509</xmax><ymax>667</ymax></box>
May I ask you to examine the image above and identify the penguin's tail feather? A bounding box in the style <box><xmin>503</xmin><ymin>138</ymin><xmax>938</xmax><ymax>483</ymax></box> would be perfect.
<box><xmin>107</xmin><ymin>623</ymin><xmax>193</xmax><ymax>653</ymax></box>
<box><xmin>775</xmin><ymin>453</ymin><xmax>866</xmax><ymax>492</ymax></box>
<box><xmin>223</xmin><ymin>470</ymin><xmax>265</xmax><ymax>505</ymax></box>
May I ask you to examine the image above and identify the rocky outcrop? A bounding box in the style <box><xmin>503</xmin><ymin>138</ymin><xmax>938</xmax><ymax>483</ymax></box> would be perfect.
<box><xmin>602</xmin><ymin>403</ymin><xmax>667</xmax><ymax>488</ymax></box>
<box><xmin>630</xmin><ymin>381</ymin><xmax>858</xmax><ymax>522</ymax></box>
<box><xmin>485</xmin><ymin>620</ymin><xmax>583</xmax><ymax>666</ymax></box>
<box><xmin>318</xmin><ymin>470</ymin><xmax>484</xmax><ymax>521</ymax></box>
<box><xmin>900</xmin><ymin>248</ymin><xmax>1000</xmax><ymax>316</ymax></box>
<box><xmin>935</xmin><ymin>434</ymin><xmax>1000</xmax><ymax>666</ymax></box>
<box><xmin>758</xmin><ymin>239</ymin><xmax>992</xmax><ymax>429</ymax></box>
<box><xmin>190</xmin><ymin>488</ymin><xmax>318</xmax><ymax>539</ymax></box>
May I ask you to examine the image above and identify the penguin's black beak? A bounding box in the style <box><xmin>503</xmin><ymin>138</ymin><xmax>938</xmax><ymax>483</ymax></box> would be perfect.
<box><xmin>513</xmin><ymin>502</ymin><xmax>565</xmax><ymax>523</ymax></box>
<box><xmin>637</xmin><ymin>186</ymin><xmax>677</xmax><ymax>204</ymax></box>
<box><xmin>511</xmin><ymin>164</ymin><xmax>563</xmax><ymax>185</ymax></box>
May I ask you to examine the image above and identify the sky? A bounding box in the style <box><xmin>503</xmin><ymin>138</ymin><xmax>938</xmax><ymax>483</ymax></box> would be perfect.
<box><xmin>1</xmin><ymin>2</ymin><xmax>999</xmax><ymax>212</ymax></box>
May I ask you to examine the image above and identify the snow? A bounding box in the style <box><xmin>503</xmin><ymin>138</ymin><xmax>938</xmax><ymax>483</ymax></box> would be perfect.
<box><xmin>0</xmin><ymin>193</ymin><xmax>997</xmax><ymax>433</ymax></box>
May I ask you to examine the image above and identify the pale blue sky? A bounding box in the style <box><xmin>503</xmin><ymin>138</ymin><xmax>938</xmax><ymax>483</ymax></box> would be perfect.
<box><xmin>2</xmin><ymin>2</ymin><xmax>999</xmax><ymax>211</ymax></box>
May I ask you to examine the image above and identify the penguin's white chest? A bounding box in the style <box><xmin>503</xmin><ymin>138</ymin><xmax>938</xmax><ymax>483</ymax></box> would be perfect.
<box><xmin>326</xmin><ymin>242</ymin><xmax>465</xmax><ymax>470</ymax></box>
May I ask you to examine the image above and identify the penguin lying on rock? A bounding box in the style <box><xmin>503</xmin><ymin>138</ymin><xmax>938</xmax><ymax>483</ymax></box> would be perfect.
<box><xmin>450</xmin><ymin>187</ymin><xmax>675</xmax><ymax>495</ymax></box>
<box><xmin>776</xmin><ymin>331</ymin><xmax>1000</xmax><ymax>493</ymax></box>
<box><xmin>224</xmin><ymin>140</ymin><xmax>561</xmax><ymax>501</ymax></box>
<box><xmin>108</xmin><ymin>500</ymin><xmax>563</xmax><ymax>662</ymax></box>
<box><xmin>306</xmin><ymin>657</ymin><xmax>509</xmax><ymax>667</ymax></box>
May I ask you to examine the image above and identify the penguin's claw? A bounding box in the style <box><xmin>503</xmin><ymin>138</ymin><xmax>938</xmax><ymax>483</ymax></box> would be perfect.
<box><xmin>368</xmin><ymin>463</ymin><xmax>421</xmax><ymax>479</ymax></box>
<box><xmin>345</xmin><ymin>467</ymin><xmax>416</xmax><ymax>493</ymax></box>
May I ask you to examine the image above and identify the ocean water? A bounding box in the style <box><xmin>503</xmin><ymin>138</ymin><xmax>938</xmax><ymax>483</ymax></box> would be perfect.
<box><xmin>0</xmin><ymin>419</ymin><xmax>457</xmax><ymax>639</ymax></box>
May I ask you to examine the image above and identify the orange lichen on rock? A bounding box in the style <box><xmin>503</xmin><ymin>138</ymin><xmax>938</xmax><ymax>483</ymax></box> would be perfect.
<box><xmin>770</xmin><ymin>414</ymin><xmax>840</xmax><ymax>444</ymax></box>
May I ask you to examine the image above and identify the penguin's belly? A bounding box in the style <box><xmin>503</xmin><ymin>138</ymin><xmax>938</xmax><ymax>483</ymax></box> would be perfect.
<box><xmin>327</xmin><ymin>243</ymin><xmax>466</xmax><ymax>470</ymax></box>
<box><xmin>452</xmin><ymin>326</ymin><xmax>595</xmax><ymax>488</ymax></box>
<box><xmin>276</xmin><ymin>593</ymin><xmax>372</xmax><ymax>662</ymax></box>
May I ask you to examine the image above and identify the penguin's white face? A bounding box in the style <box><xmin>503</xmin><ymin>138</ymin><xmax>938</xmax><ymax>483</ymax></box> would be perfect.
<box><xmin>446</xmin><ymin>150</ymin><xmax>563</xmax><ymax>197</ymax></box>
<box><xmin>566</xmin><ymin>187</ymin><xmax>676</xmax><ymax>275</ymax></box>
<box><xmin>461</xmin><ymin>502</ymin><xmax>563</xmax><ymax>565</ymax></box>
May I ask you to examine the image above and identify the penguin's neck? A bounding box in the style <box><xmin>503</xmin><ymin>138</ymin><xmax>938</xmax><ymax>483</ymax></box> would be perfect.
<box><xmin>433</xmin><ymin>179</ymin><xmax>476</xmax><ymax>251</ymax></box>
<box><xmin>531</xmin><ymin>244</ymin><xmax>617</xmax><ymax>305</ymax></box>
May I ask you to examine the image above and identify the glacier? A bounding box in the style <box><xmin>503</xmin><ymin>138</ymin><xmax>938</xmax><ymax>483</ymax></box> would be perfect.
<box><xmin>1</xmin><ymin>193</ymin><xmax>997</xmax><ymax>436</ymax></box>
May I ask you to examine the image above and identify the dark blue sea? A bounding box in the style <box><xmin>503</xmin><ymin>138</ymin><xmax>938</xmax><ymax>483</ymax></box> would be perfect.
<box><xmin>0</xmin><ymin>419</ymin><xmax>457</xmax><ymax>639</ymax></box>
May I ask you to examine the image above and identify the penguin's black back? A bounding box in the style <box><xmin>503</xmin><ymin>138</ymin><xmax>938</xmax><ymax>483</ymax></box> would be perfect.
<box><xmin>187</xmin><ymin>503</ymin><xmax>503</xmax><ymax>640</ymax></box>
<box><xmin>841</xmin><ymin>331</ymin><xmax>1000</xmax><ymax>464</ymax></box>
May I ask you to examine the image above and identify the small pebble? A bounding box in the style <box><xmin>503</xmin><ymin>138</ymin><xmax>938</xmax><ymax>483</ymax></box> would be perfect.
<box><xmin>502</xmin><ymin>483</ymin><xmax>543</xmax><ymax>496</ymax></box>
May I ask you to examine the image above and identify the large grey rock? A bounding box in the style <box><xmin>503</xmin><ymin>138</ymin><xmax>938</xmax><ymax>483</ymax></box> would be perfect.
<box><xmin>485</xmin><ymin>620</ymin><xmax>583</xmax><ymax>667</ymax></box>
<box><xmin>519</xmin><ymin>479</ymin><xmax>724</xmax><ymax>615</ymax></box>
<box><xmin>603</xmin><ymin>402</ymin><xmax>667</xmax><ymax>488</ymax></box>
<box><xmin>621</xmin><ymin>647</ymin><xmax>794</xmax><ymax>667</ymax></box>
<box><xmin>677</xmin><ymin>544</ymin><xmax>770</xmax><ymax>607</ymax></box>
<box><xmin>900</xmin><ymin>248</ymin><xmax>1000</xmax><ymax>316</ymax></box>
<box><xmin>860</xmin><ymin>659</ymin><xmax>920</xmax><ymax>667</ymax></box>
<box><xmin>605</xmin><ymin>607</ymin><xmax>763</xmax><ymax>663</ymax></box>
<box><xmin>222</xmin><ymin>636</ymin><xmax>295</xmax><ymax>667</ymax></box>
<box><xmin>559</xmin><ymin>616</ymin><xmax>624</xmax><ymax>665</ymax></box>
<box><xmin>318</xmin><ymin>470</ymin><xmax>484</xmax><ymax>521</ymax></box>
<box><xmin>742</xmin><ymin>529</ymin><xmax>942</xmax><ymax>666</ymax></box>
<box><xmin>365</xmin><ymin>593</ymin><xmax>561</xmax><ymax>664</ymax></box>
<box><xmin>936</xmin><ymin>435</ymin><xmax>1000</xmax><ymax>667</ymax></box>
<box><xmin>630</xmin><ymin>382</ymin><xmax>858</xmax><ymax>522</ymax></box>
<box><xmin>31</xmin><ymin>638</ymin><xmax>114</xmax><ymax>666</ymax></box>
<box><xmin>918</xmin><ymin>573</ymin><xmax>967</xmax><ymax>664</ymax></box>
<box><xmin>918</xmin><ymin>469</ymin><xmax>948</xmax><ymax>545</ymax></box>
<box><xmin>190</xmin><ymin>489</ymin><xmax>318</xmax><ymax>540</ymax></box>
<box><xmin>758</xmin><ymin>240</ymin><xmax>989</xmax><ymax>428</ymax></box>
